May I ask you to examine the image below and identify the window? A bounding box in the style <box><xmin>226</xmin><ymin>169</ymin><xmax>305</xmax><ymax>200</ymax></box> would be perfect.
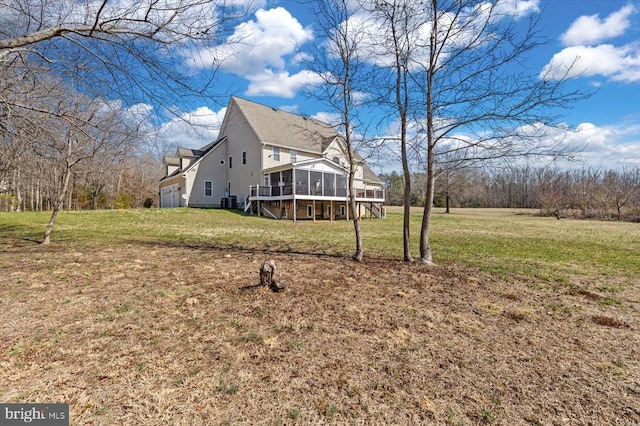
<box><xmin>290</xmin><ymin>149</ymin><xmax>297</xmax><ymax>163</ymax></box>
<box><xmin>332</xmin><ymin>156</ymin><xmax>340</xmax><ymax>164</ymax></box>
<box><xmin>307</xmin><ymin>204</ymin><xmax>313</xmax><ymax>218</ymax></box>
<box><xmin>229</xmin><ymin>156</ymin><xmax>232</xmax><ymax>169</ymax></box>
<box><xmin>273</xmin><ymin>146</ymin><xmax>280</xmax><ymax>161</ymax></box>
<box><xmin>340</xmin><ymin>205</ymin><xmax>346</xmax><ymax>216</ymax></box>
<box><xmin>204</xmin><ymin>181</ymin><xmax>213</xmax><ymax>197</ymax></box>
<box><xmin>242</xmin><ymin>151</ymin><xmax>247</xmax><ymax>165</ymax></box>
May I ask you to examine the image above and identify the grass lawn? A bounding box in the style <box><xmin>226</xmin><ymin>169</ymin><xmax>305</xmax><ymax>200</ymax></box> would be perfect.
<box><xmin>2</xmin><ymin>207</ymin><xmax>638</xmax><ymax>283</ymax></box>
<box><xmin>1</xmin><ymin>208</ymin><xmax>638</xmax><ymax>424</ymax></box>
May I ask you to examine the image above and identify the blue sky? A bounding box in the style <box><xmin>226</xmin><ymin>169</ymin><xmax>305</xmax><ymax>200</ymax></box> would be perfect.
<box><xmin>157</xmin><ymin>0</ymin><xmax>640</xmax><ymax>172</ymax></box>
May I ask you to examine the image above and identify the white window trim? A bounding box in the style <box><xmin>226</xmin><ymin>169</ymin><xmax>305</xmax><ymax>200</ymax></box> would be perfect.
<box><xmin>273</xmin><ymin>146</ymin><xmax>280</xmax><ymax>161</ymax></box>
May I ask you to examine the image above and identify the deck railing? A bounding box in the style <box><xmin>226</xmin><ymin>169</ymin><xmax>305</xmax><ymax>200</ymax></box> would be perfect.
<box><xmin>249</xmin><ymin>184</ymin><xmax>384</xmax><ymax>200</ymax></box>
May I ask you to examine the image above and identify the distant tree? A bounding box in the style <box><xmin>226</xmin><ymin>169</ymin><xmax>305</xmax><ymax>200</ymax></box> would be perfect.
<box><xmin>535</xmin><ymin>168</ymin><xmax>571</xmax><ymax>219</ymax></box>
<box><xmin>379</xmin><ymin>171</ymin><xmax>404</xmax><ymax>205</ymax></box>
<box><xmin>603</xmin><ymin>168</ymin><xmax>636</xmax><ymax>221</ymax></box>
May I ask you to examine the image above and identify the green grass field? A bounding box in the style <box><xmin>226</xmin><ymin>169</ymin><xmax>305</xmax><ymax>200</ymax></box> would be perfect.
<box><xmin>2</xmin><ymin>207</ymin><xmax>638</xmax><ymax>285</ymax></box>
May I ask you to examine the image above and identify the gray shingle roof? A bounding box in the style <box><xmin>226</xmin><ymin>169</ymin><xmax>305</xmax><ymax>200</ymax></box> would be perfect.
<box><xmin>163</xmin><ymin>156</ymin><xmax>180</xmax><ymax>166</ymax></box>
<box><xmin>177</xmin><ymin>147</ymin><xmax>204</xmax><ymax>157</ymax></box>
<box><xmin>232</xmin><ymin>97</ymin><xmax>381</xmax><ymax>184</ymax></box>
<box><xmin>231</xmin><ymin>97</ymin><xmax>337</xmax><ymax>153</ymax></box>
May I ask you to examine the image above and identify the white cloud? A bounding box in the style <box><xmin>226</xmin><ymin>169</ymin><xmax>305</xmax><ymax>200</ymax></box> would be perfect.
<box><xmin>541</xmin><ymin>5</ymin><xmax>640</xmax><ymax>84</ymax></box>
<box><xmin>187</xmin><ymin>7</ymin><xmax>313</xmax><ymax>74</ymax></box>
<box><xmin>567</xmin><ymin>122</ymin><xmax>640</xmax><ymax>167</ymax></box>
<box><xmin>184</xmin><ymin>7</ymin><xmax>317</xmax><ymax>99</ymax></box>
<box><xmin>158</xmin><ymin>106</ymin><xmax>226</xmax><ymax>150</ymax></box>
<box><xmin>561</xmin><ymin>4</ymin><xmax>635</xmax><ymax>46</ymax></box>
<box><xmin>245</xmin><ymin>69</ymin><xmax>324</xmax><ymax>98</ymax></box>
<box><xmin>540</xmin><ymin>43</ymin><xmax>640</xmax><ymax>83</ymax></box>
<box><xmin>375</xmin><ymin>117</ymin><xmax>640</xmax><ymax>172</ymax></box>
<box><xmin>497</xmin><ymin>0</ymin><xmax>540</xmax><ymax>18</ymax></box>
<box><xmin>511</xmin><ymin>121</ymin><xmax>640</xmax><ymax>168</ymax></box>
<box><xmin>311</xmin><ymin>111</ymin><xmax>341</xmax><ymax>126</ymax></box>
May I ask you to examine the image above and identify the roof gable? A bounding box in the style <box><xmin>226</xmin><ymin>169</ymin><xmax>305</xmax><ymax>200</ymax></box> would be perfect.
<box><xmin>323</xmin><ymin>137</ymin><xmax>382</xmax><ymax>184</ymax></box>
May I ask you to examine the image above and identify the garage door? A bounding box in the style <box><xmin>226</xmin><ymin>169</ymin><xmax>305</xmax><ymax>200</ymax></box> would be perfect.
<box><xmin>161</xmin><ymin>185</ymin><xmax>178</xmax><ymax>208</ymax></box>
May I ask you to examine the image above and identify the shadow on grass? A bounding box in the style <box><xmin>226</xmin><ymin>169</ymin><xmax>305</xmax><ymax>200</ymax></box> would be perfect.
<box><xmin>131</xmin><ymin>238</ymin><xmax>351</xmax><ymax>260</ymax></box>
<box><xmin>0</xmin><ymin>224</ymin><xmax>43</xmax><ymax>245</ymax></box>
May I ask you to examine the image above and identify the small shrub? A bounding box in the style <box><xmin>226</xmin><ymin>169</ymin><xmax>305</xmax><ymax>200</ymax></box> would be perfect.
<box><xmin>290</xmin><ymin>407</ymin><xmax>300</xmax><ymax>420</ymax></box>
<box><xmin>217</xmin><ymin>381</ymin><xmax>237</xmax><ymax>395</ymax></box>
<box><xmin>480</xmin><ymin>408</ymin><xmax>496</xmax><ymax>424</ymax></box>
<box><xmin>599</xmin><ymin>297</ymin><xmax>622</xmax><ymax>307</ymax></box>
<box><xmin>144</xmin><ymin>198</ymin><xmax>154</xmax><ymax>208</ymax></box>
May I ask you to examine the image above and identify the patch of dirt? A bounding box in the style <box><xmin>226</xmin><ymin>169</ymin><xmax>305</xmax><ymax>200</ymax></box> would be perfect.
<box><xmin>1</xmin><ymin>242</ymin><xmax>639</xmax><ymax>425</ymax></box>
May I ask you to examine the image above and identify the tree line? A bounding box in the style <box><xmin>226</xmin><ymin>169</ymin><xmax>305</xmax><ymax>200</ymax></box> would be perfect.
<box><xmin>381</xmin><ymin>166</ymin><xmax>640</xmax><ymax>221</ymax></box>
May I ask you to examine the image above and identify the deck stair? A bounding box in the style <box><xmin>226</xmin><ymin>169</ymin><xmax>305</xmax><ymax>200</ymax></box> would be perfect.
<box><xmin>261</xmin><ymin>205</ymin><xmax>279</xmax><ymax>219</ymax></box>
<box><xmin>364</xmin><ymin>203</ymin><xmax>385</xmax><ymax>219</ymax></box>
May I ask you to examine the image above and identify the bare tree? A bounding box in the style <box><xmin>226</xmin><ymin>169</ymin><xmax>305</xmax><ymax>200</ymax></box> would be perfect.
<box><xmin>305</xmin><ymin>0</ymin><xmax>373</xmax><ymax>261</ymax></box>
<box><xmin>399</xmin><ymin>0</ymin><xmax>589</xmax><ymax>265</ymax></box>
<box><xmin>367</xmin><ymin>0</ymin><xmax>422</xmax><ymax>261</ymax></box>
<box><xmin>0</xmin><ymin>0</ymin><xmax>252</xmax><ymax>102</ymax></box>
<box><xmin>22</xmin><ymin>78</ymin><xmax>140</xmax><ymax>244</ymax></box>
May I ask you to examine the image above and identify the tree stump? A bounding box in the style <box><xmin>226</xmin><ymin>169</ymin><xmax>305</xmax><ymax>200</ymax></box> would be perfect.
<box><xmin>260</xmin><ymin>260</ymin><xmax>285</xmax><ymax>292</ymax></box>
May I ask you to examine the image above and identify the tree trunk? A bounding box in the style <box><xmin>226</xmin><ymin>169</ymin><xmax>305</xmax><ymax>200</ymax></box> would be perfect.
<box><xmin>400</xmin><ymin>111</ymin><xmax>413</xmax><ymax>262</ymax></box>
<box><xmin>43</xmin><ymin>140</ymin><xmax>73</xmax><ymax>244</ymax></box>
<box><xmin>420</xmin><ymin>0</ymin><xmax>437</xmax><ymax>267</ymax></box>
<box><xmin>42</xmin><ymin>166</ymin><xmax>71</xmax><ymax>244</ymax></box>
<box><xmin>420</xmin><ymin>151</ymin><xmax>436</xmax><ymax>266</ymax></box>
<box><xmin>402</xmin><ymin>197</ymin><xmax>412</xmax><ymax>261</ymax></box>
<box><xmin>349</xmin><ymin>169</ymin><xmax>363</xmax><ymax>262</ymax></box>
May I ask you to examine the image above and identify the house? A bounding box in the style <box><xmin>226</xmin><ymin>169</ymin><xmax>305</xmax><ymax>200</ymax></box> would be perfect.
<box><xmin>159</xmin><ymin>96</ymin><xmax>385</xmax><ymax>220</ymax></box>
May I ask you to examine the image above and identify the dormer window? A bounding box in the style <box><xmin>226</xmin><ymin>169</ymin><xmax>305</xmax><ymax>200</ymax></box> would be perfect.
<box><xmin>332</xmin><ymin>156</ymin><xmax>340</xmax><ymax>165</ymax></box>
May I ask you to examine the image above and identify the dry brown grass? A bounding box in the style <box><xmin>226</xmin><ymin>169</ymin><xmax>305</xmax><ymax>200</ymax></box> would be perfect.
<box><xmin>1</xmin><ymin>240</ymin><xmax>639</xmax><ymax>425</ymax></box>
